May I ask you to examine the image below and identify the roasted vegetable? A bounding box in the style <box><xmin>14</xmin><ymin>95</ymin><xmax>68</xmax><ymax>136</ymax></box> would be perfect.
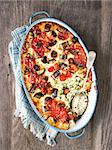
<box><xmin>41</xmin><ymin>56</ymin><xmax>48</xmax><ymax>63</ymax></box>
<box><xmin>57</xmin><ymin>26</ymin><xmax>67</xmax><ymax>33</ymax></box>
<box><xmin>52</xmin><ymin>31</ymin><xmax>57</xmax><ymax>37</ymax></box>
<box><xmin>45</xmin><ymin>23</ymin><xmax>51</xmax><ymax>32</ymax></box>
<box><xmin>68</xmin><ymin>58</ymin><xmax>75</xmax><ymax>64</ymax></box>
<box><xmin>37</xmin><ymin>68</ymin><xmax>45</xmax><ymax>75</ymax></box>
<box><xmin>43</xmin><ymin>76</ymin><xmax>48</xmax><ymax>81</ymax></box>
<box><xmin>36</xmin><ymin>29</ymin><xmax>41</xmax><ymax>35</ymax></box>
<box><xmin>52</xmin><ymin>88</ymin><xmax>58</xmax><ymax>98</ymax></box>
<box><xmin>63</xmin><ymin>88</ymin><xmax>70</xmax><ymax>95</ymax></box>
<box><xmin>48</xmin><ymin>59</ymin><xmax>56</xmax><ymax>64</ymax></box>
<box><xmin>60</xmin><ymin>54</ymin><xmax>67</xmax><ymax>60</ymax></box>
<box><xmin>62</xmin><ymin>41</ymin><xmax>69</xmax><ymax>49</ymax></box>
<box><xmin>69</xmin><ymin>49</ymin><xmax>77</xmax><ymax>55</ymax></box>
<box><xmin>48</xmin><ymin>66</ymin><xmax>55</xmax><ymax>72</ymax></box>
<box><xmin>60</xmin><ymin>63</ymin><xmax>67</xmax><ymax>69</ymax></box>
<box><xmin>72</xmin><ymin>36</ymin><xmax>79</xmax><ymax>44</ymax></box>
<box><xmin>51</xmin><ymin>51</ymin><xmax>57</xmax><ymax>58</ymax></box>
<box><xmin>28</xmin><ymin>83</ymin><xmax>36</xmax><ymax>93</ymax></box>
<box><xmin>24</xmin><ymin>66</ymin><xmax>30</xmax><ymax>74</ymax></box>
<box><xmin>34</xmin><ymin>92</ymin><xmax>44</xmax><ymax>98</ymax></box>
<box><xmin>47</xmin><ymin>82</ymin><xmax>52</xmax><ymax>88</ymax></box>
<box><xmin>52</xmin><ymin>70</ymin><xmax>60</xmax><ymax>78</ymax></box>
<box><xmin>45</xmin><ymin>97</ymin><xmax>52</xmax><ymax>101</ymax></box>
<box><xmin>49</xmin><ymin>40</ymin><xmax>57</xmax><ymax>46</ymax></box>
<box><xmin>36</xmin><ymin>41</ymin><xmax>43</xmax><ymax>49</ymax></box>
<box><xmin>34</xmin><ymin>64</ymin><xmax>40</xmax><ymax>71</ymax></box>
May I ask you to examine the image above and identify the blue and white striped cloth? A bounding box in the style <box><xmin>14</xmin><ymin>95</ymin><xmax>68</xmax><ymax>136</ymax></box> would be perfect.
<box><xmin>8</xmin><ymin>25</ymin><xmax>58</xmax><ymax>146</ymax></box>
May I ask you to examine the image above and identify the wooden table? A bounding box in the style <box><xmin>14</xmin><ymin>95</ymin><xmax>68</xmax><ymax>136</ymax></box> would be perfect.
<box><xmin>0</xmin><ymin>1</ymin><xmax>112</xmax><ymax>150</ymax></box>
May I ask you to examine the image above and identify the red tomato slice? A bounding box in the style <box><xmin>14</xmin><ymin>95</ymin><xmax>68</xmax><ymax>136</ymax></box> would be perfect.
<box><xmin>54</xmin><ymin>63</ymin><xmax>59</xmax><ymax>70</ymax></box>
<box><xmin>46</xmin><ymin>99</ymin><xmax>69</xmax><ymax>122</ymax></box>
<box><xmin>28</xmin><ymin>59</ymin><xmax>35</xmax><ymax>69</ymax></box>
<box><xmin>58</xmin><ymin>32</ymin><xmax>68</xmax><ymax>40</ymax></box>
<box><xmin>65</xmin><ymin>71</ymin><xmax>72</xmax><ymax>78</ymax></box>
<box><xmin>69</xmin><ymin>64</ymin><xmax>78</xmax><ymax>72</ymax></box>
<box><xmin>74</xmin><ymin>55</ymin><xmax>81</xmax><ymax>63</ymax></box>
<box><xmin>32</xmin><ymin>44</ymin><xmax>44</xmax><ymax>57</ymax></box>
<box><xmin>28</xmin><ymin>73</ymin><xmax>37</xmax><ymax>84</ymax></box>
<box><xmin>41</xmin><ymin>87</ymin><xmax>47</xmax><ymax>94</ymax></box>
<box><xmin>68</xmin><ymin>113</ymin><xmax>74</xmax><ymax>120</ymax></box>
<box><xmin>31</xmin><ymin>45</ymin><xmax>37</xmax><ymax>52</ymax></box>
<box><xmin>59</xmin><ymin>74</ymin><xmax>66</xmax><ymax>81</ymax></box>
<box><xmin>71</xmin><ymin>43</ymin><xmax>75</xmax><ymax>50</ymax></box>
<box><xmin>33</xmin><ymin>38</ymin><xmax>38</xmax><ymax>43</ymax></box>
<box><xmin>23</xmin><ymin>56</ymin><xmax>35</xmax><ymax>69</ymax></box>
<box><xmin>23</xmin><ymin>57</ymin><xmax>29</xmax><ymax>66</ymax></box>
<box><xmin>47</xmin><ymin>87</ymin><xmax>53</xmax><ymax>94</ymax></box>
<box><xmin>41</xmin><ymin>32</ymin><xmax>46</xmax><ymax>39</ymax></box>
<box><xmin>48</xmin><ymin>66</ymin><xmax>55</xmax><ymax>72</ymax></box>
<box><xmin>37</xmin><ymin>48</ymin><xmax>44</xmax><ymax>57</ymax></box>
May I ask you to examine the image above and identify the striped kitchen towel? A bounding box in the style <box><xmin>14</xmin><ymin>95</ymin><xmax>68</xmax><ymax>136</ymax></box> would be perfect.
<box><xmin>8</xmin><ymin>25</ymin><xmax>58</xmax><ymax>146</ymax></box>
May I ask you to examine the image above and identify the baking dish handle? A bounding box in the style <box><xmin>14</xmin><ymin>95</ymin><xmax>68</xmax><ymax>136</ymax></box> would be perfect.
<box><xmin>64</xmin><ymin>128</ymin><xmax>85</xmax><ymax>140</ymax></box>
<box><xmin>29</xmin><ymin>11</ymin><xmax>50</xmax><ymax>25</ymax></box>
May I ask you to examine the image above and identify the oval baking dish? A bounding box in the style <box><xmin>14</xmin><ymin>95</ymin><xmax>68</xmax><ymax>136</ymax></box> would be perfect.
<box><xmin>19</xmin><ymin>11</ymin><xmax>98</xmax><ymax>139</ymax></box>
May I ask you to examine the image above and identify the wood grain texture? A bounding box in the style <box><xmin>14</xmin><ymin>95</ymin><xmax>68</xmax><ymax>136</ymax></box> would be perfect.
<box><xmin>0</xmin><ymin>0</ymin><xmax>112</xmax><ymax>150</ymax></box>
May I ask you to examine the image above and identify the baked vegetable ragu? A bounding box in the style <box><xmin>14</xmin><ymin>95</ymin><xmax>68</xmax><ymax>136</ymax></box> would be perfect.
<box><xmin>21</xmin><ymin>21</ymin><xmax>92</xmax><ymax>130</ymax></box>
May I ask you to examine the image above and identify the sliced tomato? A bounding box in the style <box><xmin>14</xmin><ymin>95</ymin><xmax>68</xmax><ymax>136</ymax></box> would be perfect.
<box><xmin>28</xmin><ymin>73</ymin><xmax>37</xmax><ymax>84</ymax></box>
<box><xmin>36</xmin><ymin>83</ymin><xmax>40</xmax><ymax>88</ymax></box>
<box><xmin>50</xmin><ymin>101</ymin><xmax>67</xmax><ymax>121</ymax></box>
<box><xmin>47</xmin><ymin>87</ymin><xmax>53</xmax><ymax>94</ymax></box>
<box><xmin>51</xmin><ymin>100</ymin><xmax>57</xmax><ymax>110</ymax></box>
<box><xmin>32</xmin><ymin>44</ymin><xmax>44</xmax><ymax>57</ymax></box>
<box><xmin>73</xmin><ymin>112</ymin><xmax>78</xmax><ymax>120</ymax></box>
<box><xmin>59</xmin><ymin>74</ymin><xmax>66</xmax><ymax>81</ymax></box>
<box><xmin>69</xmin><ymin>64</ymin><xmax>78</xmax><ymax>72</ymax></box>
<box><xmin>48</xmin><ymin>66</ymin><xmax>55</xmax><ymax>72</ymax></box>
<box><xmin>41</xmin><ymin>32</ymin><xmax>46</xmax><ymax>39</ymax></box>
<box><xmin>68</xmin><ymin>113</ymin><xmax>74</xmax><ymax>120</ymax></box>
<box><xmin>28</xmin><ymin>59</ymin><xmax>35</xmax><ymax>69</ymax></box>
<box><xmin>36</xmin><ymin>28</ymin><xmax>41</xmax><ymax>35</ymax></box>
<box><xmin>64</xmin><ymin>88</ymin><xmax>70</xmax><ymax>94</ymax></box>
<box><xmin>59</xmin><ymin>108</ymin><xmax>68</xmax><ymax>122</ymax></box>
<box><xmin>31</xmin><ymin>45</ymin><xmax>37</xmax><ymax>52</ymax></box>
<box><xmin>23</xmin><ymin>56</ymin><xmax>35</xmax><ymax>70</ymax></box>
<box><xmin>37</xmin><ymin>48</ymin><xmax>44</xmax><ymax>57</ymax></box>
<box><xmin>33</xmin><ymin>38</ymin><xmax>38</xmax><ymax>43</ymax></box>
<box><xmin>37</xmin><ymin>32</ymin><xmax>46</xmax><ymax>41</ymax></box>
<box><xmin>28</xmin><ymin>62</ymin><xmax>33</xmax><ymax>69</ymax></box>
<box><xmin>41</xmin><ymin>87</ymin><xmax>47</xmax><ymax>94</ymax></box>
<box><xmin>74</xmin><ymin>54</ymin><xmax>86</xmax><ymax>67</ymax></box>
<box><xmin>71</xmin><ymin>43</ymin><xmax>87</xmax><ymax>67</ymax></box>
<box><xmin>58</xmin><ymin>32</ymin><xmax>68</xmax><ymax>40</ymax></box>
<box><xmin>65</xmin><ymin>71</ymin><xmax>72</xmax><ymax>78</ymax></box>
<box><xmin>71</xmin><ymin>43</ymin><xmax>75</xmax><ymax>50</ymax></box>
<box><xmin>47</xmin><ymin>34</ymin><xmax>54</xmax><ymax>41</ymax></box>
<box><xmin>45</xmin><ymin>99</ymin><xmax>69</xmax><ymax>123</ymax></box>
<box><xmin>54</xmin><ymin>63</ymin><xmax>59</xmax><ymax>70</ymax></box>
<box><xmin>23</xmin><ymin>57</ymin><xmax>29</xmax><ymax>66</ymax></box>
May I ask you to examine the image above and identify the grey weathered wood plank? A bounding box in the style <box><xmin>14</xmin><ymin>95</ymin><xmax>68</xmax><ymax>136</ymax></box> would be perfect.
<box><xmin>101</xmin><ymin>1</ymin><xmax>112</xmax><ymax>150</ymax></box>
<box><xmin>0</xmin><ymin>0</ymin><xmax>112</xmax><ymax>150</ymax></box>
